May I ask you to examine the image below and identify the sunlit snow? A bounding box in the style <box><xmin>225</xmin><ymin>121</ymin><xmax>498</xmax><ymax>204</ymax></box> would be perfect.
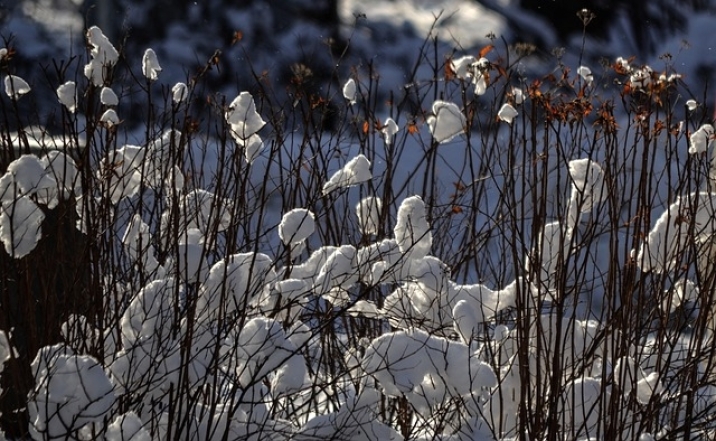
<box><xmin>426</xmin><ymin>100</ymin><xmax>465</xmax><ymax>144</ymax></box>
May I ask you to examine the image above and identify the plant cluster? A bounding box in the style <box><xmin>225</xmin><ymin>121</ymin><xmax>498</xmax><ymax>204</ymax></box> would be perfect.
<box><xmin>0</xmin><ymin>21</ymin><xmax>715</xmax><ymax>441</ymax></box>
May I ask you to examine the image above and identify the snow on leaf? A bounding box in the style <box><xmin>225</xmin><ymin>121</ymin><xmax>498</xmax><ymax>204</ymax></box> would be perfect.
<box><xmin>426</xmin><ymin>100</ymin><xmax>465</xmax><ymax>144</ymax></box>
<box><xmin>394</xmin><ymin>195</ymin><xmax>431</xmax><ymax>259</ymax></box>
<box><xmin>83</xmin><ymin>58</ymin><xmax>105</xmax><ymax>86</ymax></box>
<box><xmin>322</xmin><ymin>154</ymin><xmax>372</xmax><ymax>195</ymax></box>
<box><xmin>197</xmin><ymin>252</ymin><xmax>276</xmax><ymax>322</ymax></box>
<box><xmin>630</xmin><ymin>66</ymin><xmax>652</xmax><ymax>91</ymax></box>
<box><xmin>563</xmin><ymin>377</ymin><xmax>603</xmax><ymax>434</ymax></box>
<box><xmin>361</xmin><ymin>328</ymin><xmax>496</xmax><ymax>404</ymax></box>
<box><xmin>243</xmin><ymin>133</ymin><xmax>264</xmax><ymax>163</ymax></box>
<box><xmin>637</xmin><ymin>192</ymin><xmax>716</xmax><ymax>273</ymax></box>
<box><xmin>662</xmin><ymin>279</ymin><xmax>698</xmax><ymax>313</ymax></box>
<box><xmin>234</xmin><ymin>316</ymin><xmax>292</xmax><ymax>385</ymax></box>
<box><xmin>172</xmin><ymin>82</ymin><xmax>188</xmax><ymax>103</ymax></box>
<box><xmin>497</xmin><ymin>103</ymin><xmax>518</xmax><ymax>124</ymax></box>
<box><xmin>177</xmin><ymin>188</ymin><xmax>233</xmax><ymax>233</ymax></box>
<box><xmin>4</xmin><ymin>75</ymin><xmax>30</xmax><ymax>99</ymax></box>
<box><xmin>100</xmin><ymin>86</ymin><xmax>119</xmax><ymax>106</ymax></box>
<box><xmin>636</xmin><ymin>372</ymin><xmax>663</xmax><ymax>405</ymax></box>
<box><xmin>361</xmin><ymin>328</ymin><xmax>437</xmax><ymax>397</ymax></box>
<box><xmin>271</xmin><ymin>354</ymin><xmax>309</xmax><ymax>397</ymax></box>
<box><xmin>473</xmin><ymin>73</ymin><xmax>487</xmax><ymax>95</ymax></box>
<box><xmin>450</xmin><ymin>55</ymin><xmax>477</xmax><ymax>79</ymax></box>
<box><xmin>28</xmin><ymin>347</ymin><xmax>115</xmax><ymax>440</ymax></box>
<box><xmin>577</xmin><ymin>65</ymin><xmax>594</xmax><ymax>84</ymax></box>
<box><xmin>6</xmin><ymin>154</ymin><xmax>56</xmax><ymax>197</ymax></box>
<box><xmin>356</xmin><ymin>196</ymin><xmax>382</xmax><ymax>235</ymax></box>
<box><xmin>278</xmin><ymin>208</ymin><xmax>316</xmax><ymax>245</ymax></box>
<box><xmin>444</xmin><ymin>340</ymin><xmax>498</xmax><ymax>395</ymax></box>
<box><xmin>0</xmin><ymin>330</ymin><xmax>16</xmax><ymax>393</ymax></box>
<box><xmin>347</xmin><ymin>300</ymin><xmax>382</xmax><ymax>318</ymax></box>
<box><xmin>99</xmin><ymin>145</ymin><xmax>145</xmax><ymax>204</ymax></box>
<box><xmin>100</xmin><ymin>108</ymin><xmax>120</xmax><ymax>126</ymax></box>
<box><xmin>472</xmin><ymin>57</ymin><xmax>490</xmax><ymax>71</ymax></box>
<box><xmin>142</xmin><ymin>48</ymin><xmax>162</xmax><ymax>81</ymax></box>
<box><xmin>452</xmin><ymin>279</ymin><xmax>517</xmax><ymax>343</ymax></box>
<box><xmin>173</xmin><ymin>242</ymin><xmax>206</xmax><ymax>284</ymax></box>
<box><xmin>226</xmin><ymin>91</ymin><xmax>266</xmax><ymax>141</ymax></box>
<box><xmin>568</xmin><ymin>158</ymin><xmax>606</xmax><ymax>213</ymax></box>
<box><xmin>106</xmin><ymin>412</ymin><xmax>150</xmax><ymax>441</ymax></box>
<box><xmin>288</xmin><ymin>245</ymin><xmax>338</xmax><ymax>286</ymax></box>
<box><xmin>613</xmin><ymin>356</ymin><xmax>645</xmax><ymax>395</ymax></box>
<box><xmin>512</xmin><ymin>87</ymin><xmax>525</xmax><ymax>105</ymax></box>
<box><xmin>343</xmin><ymin>78</ymin><xmax>357</xmax><ymax>104</ymax></box>
<box><xmin>314</xmin><ymin>244</ymin><xmax>358</xmax><ymax>301</ymax></box>
<box><xmin>120</xmin><ymin>278</ymin><xmax>175</xmax><ymax>348</ymax></box>
<box><xmin>0</xmin><ymin>195</ymin><xmax>44</xmax><ymax>258</ymax></box>
<box><xmin>381</xmin><ymin>117</ymin><xmax>399</xmax><ymax>145</ymax></box>
<box><xmin>121</xmin><ymin>213</ymin><xmax>159</xmax><ymax>274</ymax></box>
<box><xmin>86</xmin><ymin>26</ymin><xmax>119</xmax><ymax>65</ymax></box>
<box><xmin>616</xmin><ymin>56</ymin><xmax>632</xmax><ymax>73</ymax></box>
<box><xmin>686</xmin><ymin>99</ymin><xmax>698</xmax><ymax>111</ymax></box>
<box><xmin>532</xmin><ymin>220</ymin><xmax>571</xmax><ymax>283</ymax></box>
<box><xmin>56</xmin><ymin>81</ymin><xmax>76</xmax><ymax>112</ymax></box>
<box><xmin>689</xmin><ymin>124</ymin><xmax>714</xmax><ymax>154</ymax></box>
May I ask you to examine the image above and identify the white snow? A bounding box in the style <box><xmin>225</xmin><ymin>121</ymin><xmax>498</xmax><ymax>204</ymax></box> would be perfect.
<box><xmin>6</xmin><ymin>2</ymin><xmax>716</xmax><ymax>439</ymax></box>
<box><xmin>361</xmin><ymin>328</ymin><xmax>497</xmax><ymax>407</ymax></box>
<box><xmin>511</xmin><ymin>86</ymin><xmax>525</xmax><ymax>105</ymax></box>
<box><xmin>278</xmin><ymin>208</ymin><xmax>316</xmax><ymax>245</ymax></box>
<box><xmin>29</xmin><ymin>345</ymin><xmax>115</xmax><ymax>440</ymax></box>
<box><xmin>322</xmin><ymin>153</ymin><xmax>372</xmax><ymax>195</ymax></box>
<box><xmin>172</xmin><ymin>82</ymin><xmax>188</xmax><ymax>103</ymax></box>
<box><xmin>37</xmin><ymin>150</ymin><xmax>79</xmax><ymax>209</ymax></box>
<box><xmin>568</xmin><ymin>158</ymin><xmax>606</xmax><ymax>214</ymax></box>
<box><xmin>226</xmin><ymin>91</ymin><xmax>266</xmax><ymax>142</ymax></box>
<box><xmin>497</xmin><ymin>103</ymin><xmax>518</xmax><ymax>124</ymax></box>
<box><xmin>426</xmin><ymin>100</ymin><xmax>466</xmax><ymax>144</ymax></box>
<box><xmin>577</xmin><ymin>65</ymin><xmax>594</xmax><ymax>84</ymax></box>
<box><xmin>176</xmin><ymin>188</ymin><xmax>233</xmax><ymax>233</ymax></box>
<box><xmin>637</xmin><ymin>192</ymin><xmax>716</xmax><ymax>273</ymax></box>
<box><xmin>98</xmin><ymin>145</ymin><xmax>145</xmax><ymax>203</ymax></box>
<box><xmin>0</xmin><ymin>195</ymin><xmax>45</xmax><ymax>258</ymax></box>
<box><xmin>451</xmin><ymin>55</ymin><xmax>477</xmax><ymax>79</ymax></box>
<box><xmin>100</xmin><ymin>87</ymin><xmax>119</xmax><ymax>106</ymax></box>
<box><xmin>4</xmin><ymin>75</ymin><xmax>31</xmax><ymax>99</ymax></box>
<box><xmin>394</xmin><ymin>195</ymin><xmax>432</xmax><ymax>259</ymax></box>
<box><xmin>142</xmin><ymin>48</ymin><xmax>162</xmax><ymax>81</ymax></box>
<box><xmin>381</xmin><ymin>117</ymin><xmax>399</xmax><ymax>145</ymax></box>
<box><xmin>56</xmin><ymin>81</ymin><xmax>76</xmax><ymax>112</ymax></box>
<box><xmin>314</xmin><ymin>244</ymin><xmax>359</xmax><ymax>303</ymax></box>
<box><xmin>197</xmin><ymin>252</ymin><xmax>276</xmax><ymax>321</ymax></box>
<box><xmin>6</xmin><ymin>154</ymin><xmax>56</xmax><ymax>197</ymax></box>
<box><xmin>356</xmin><ymin>196</ymin><xmax>382</xmax><ymax>235</ymax></box>
<box><xmin>121</xmin><ymin>213</ymin><xmax>160</xmax><ymax>274</ymax></box>
<box><xmin>100</xmin><ymin>108</ymin><xmax>120</xmax><ymax>126</ymax></box>
<box><xmin>105</xmin><ymin>412</ymin><xmax>151</xmax><ymax>441</ymax></box>
<box><xmin>689</xmin><ymin>124</ymin><xmax>714</xmax><ymax>154</ymax></box>
<box><xmin>86</xmin><ymin>26</ymin><xmax>119</xmax><ymax>66</ymax></box>
<box><xmin>343</xmin><ymin>78</ymin><xmax>357</xmax><ymax>104</ymax></box>
<box><xmin>83</xmin><ymin>59</ymin><xmax>105</xmax><ymax>86</ymax></box>
<box><xmin>243</xmin><ymin>133</ymin><xmax>265</xmax><ymax>163</ymax></box>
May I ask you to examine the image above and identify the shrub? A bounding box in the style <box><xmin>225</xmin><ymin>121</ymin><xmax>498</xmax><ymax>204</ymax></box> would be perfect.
<box><xmin>0</xmin><ymin>18</ymin><xmax>715</xmax><ymax>441</ymax></box>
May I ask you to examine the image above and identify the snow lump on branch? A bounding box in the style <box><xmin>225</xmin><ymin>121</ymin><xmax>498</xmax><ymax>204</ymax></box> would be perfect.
<box><xmin>322</xmin><ymin>154</ymin><xmax>372</xmax><ymax>195</ymax></box>
<box><xmin>426</xmin><ymin>100</ymin><xmax>466</xmax><ymax>144</ymax></box>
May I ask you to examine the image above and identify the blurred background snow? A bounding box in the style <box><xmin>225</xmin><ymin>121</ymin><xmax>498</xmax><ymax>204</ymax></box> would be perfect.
<box><xmin>3</xmin><ymin>0</ymin><xmax>716</xmax><ymax>113</ymax></box>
